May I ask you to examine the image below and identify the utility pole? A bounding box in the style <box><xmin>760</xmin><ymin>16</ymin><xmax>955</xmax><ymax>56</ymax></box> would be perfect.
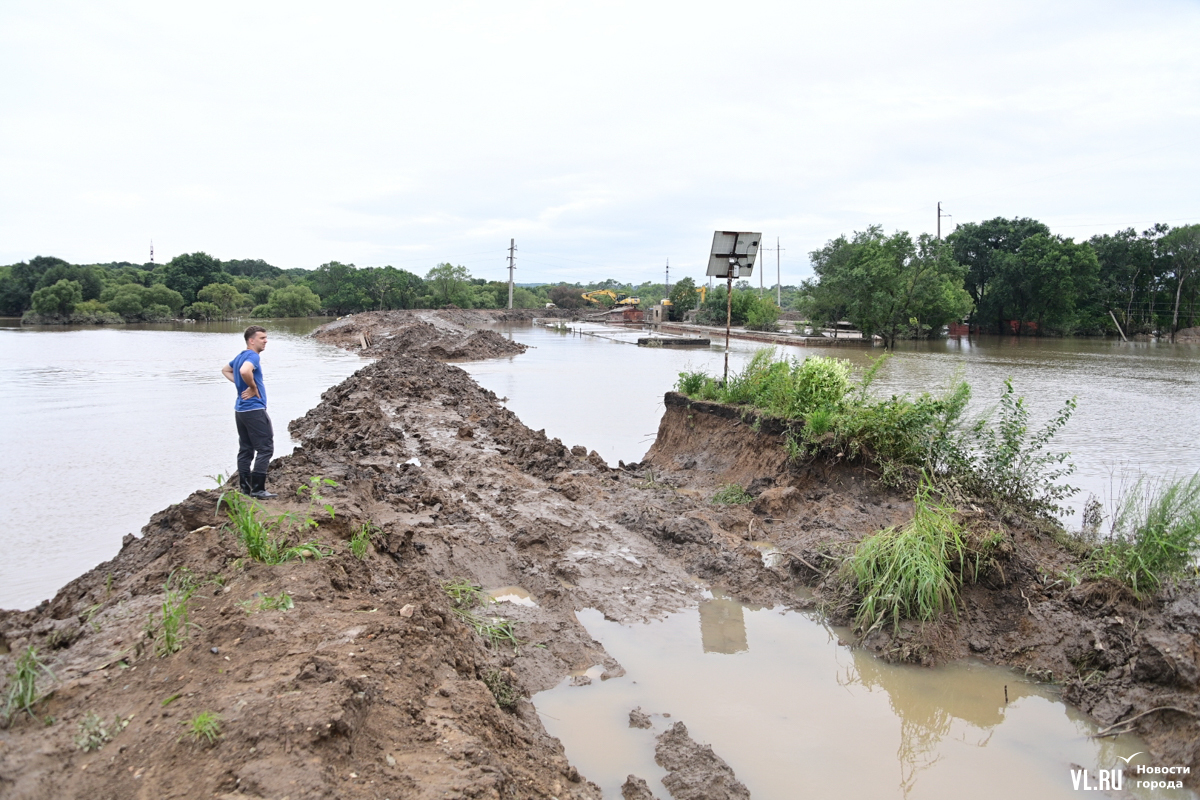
<box><xmin>507</xmin><ymin>238</ymin><xmax>516</xmax><ymax>309</ymax></box>
<box><xmin>937</xmin><ymin>202</ymin><xmax>952</xmax><ymax>240</ymax></box>
<box><xmin>759</xmin><ymin>238</ymin><xmax>785</xmax><ymax>305</ymax></box>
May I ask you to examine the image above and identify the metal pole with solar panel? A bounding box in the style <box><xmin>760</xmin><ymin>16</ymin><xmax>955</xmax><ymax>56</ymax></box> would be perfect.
<box><xmin>706</xmin><ymin>231</ymin><xmax>761</xmax><ymax>385</ymax></box>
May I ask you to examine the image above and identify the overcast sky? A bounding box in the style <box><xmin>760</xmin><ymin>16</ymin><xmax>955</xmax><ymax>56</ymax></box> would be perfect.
<box><xmin>2</xmin><ymin>1</ymin><xmax>1197</xmax><ymax>286</ymax></box>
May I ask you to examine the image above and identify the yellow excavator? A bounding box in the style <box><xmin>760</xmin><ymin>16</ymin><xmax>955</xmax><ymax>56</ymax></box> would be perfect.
<box><xmin>582</xmin><ymin>289</ymin><xmax>641</xmax><ymax>307</ymax></box>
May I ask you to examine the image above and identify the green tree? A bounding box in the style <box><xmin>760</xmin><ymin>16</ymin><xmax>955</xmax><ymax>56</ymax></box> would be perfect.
<box><xmin>947</xmin><ymin>218</ymin><xmax>1049</xmax><ymax>333</ymax></box>
<box><xmin>29</xmin><ymin>279</ymin><xmax>82</xmax><ymax>316</ymax></box>
<box><xmin>307</xmin><ymin>261</ymin><xmax>366</xmax><ymax>314</ymax></box>
<box><xmin>159</xmin><ymin>252</ymin><xmax>222</xmax><ymax>305</ymax></box>
<box><xmin>425</xmin><ymin>263</ymin><xmax>470</xmax><ymax>307</ymax></box>
<box><xmin>257</xmin><ymin>285</ymin><xmax>321</xmax><ymax>317</ymax></box>
<box><xmin>1162</xmin><ymin>224</ymin><xmax>1200</xmax><ymax>341</ymax></box>
<box><xmin>197</xmin><ymin>283</ymin><xmax>241</xmax><ymax>314</ymax></box>
<box><xmin>184</xmin><ymin>302</ymin><xmax>222</xmax><ymax>321</ymax></box>
<box><xmin>994</xmin><ymin>234</ymin><xmax>1099</xmax><ymax>334</ymax></box>
<box><xmin>667</xmin><ymin>277</ymin><xmax>697</xmax><ymax>321</ymax></box>
<box><xmin>0</xmin><ymin>256</ymin><xmax>70</xmax><ymax>314</ymax></box>
<box><xmin>809</xmin><ymin>227</ymin><xmax>972</xmax><ymax>346</ymax></box>
<box><xmin>744</xmin><ymin>295</ymin><xmax>781</xmax><ymax>331</ymax></box>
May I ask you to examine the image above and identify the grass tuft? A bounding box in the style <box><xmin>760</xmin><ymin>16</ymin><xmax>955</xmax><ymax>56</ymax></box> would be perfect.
<box><xmin>149</xmin><ymin>569</ymin><xmax>200</xmax><ymax>658</ymax></box>
<box><xmin>482</xmin><ymin>669</ymin><xmax>519</xmax><ymax>709</ymax></box>
<box><xmin>1090</xmin><ymin>473</ymin><xmax>1200</xmax><ymax>596</ymax></box>
<box><xmin>711</xmin><ymin>483</ymin><xmax>754</xmax><ymax>505</ymax></box>
<box><xmin>238</xmin><ymin>591</ymin><xmax>294</xmax><ymax>614</ymax></box>
<box><xmin>350</xmin><ymin>523</ymin><xmax>379</xmax><ymax>560</ymax></box>
<box><xmin>182</xmin><ymin>711</ymin><xmax>221</xmax><ymax>744</ymax></box>
<box><xmin>3</xmin><ymin>646</ymin><xmax>55</xmax><ymax>723</ymax></box>
<box><xmin>845</xmin><ymin>482</ymin><xmax>968</xmax><ymax>633</ymax></box>
<box><xmin>442</xmin><ymin>579</ymin><xmax>522</xmax><ymax>651</ymax></box>
<box><xmin>220</xmin><ymin>492</ymin><xmax>332</xmax><ymax>565</ymax></box>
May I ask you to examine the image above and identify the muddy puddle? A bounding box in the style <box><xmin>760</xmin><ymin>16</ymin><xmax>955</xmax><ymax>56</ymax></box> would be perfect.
<box><xmin>535</xmin><ymin>598</ymin><xmax>1195</xmax><ymax>800</ymax></box>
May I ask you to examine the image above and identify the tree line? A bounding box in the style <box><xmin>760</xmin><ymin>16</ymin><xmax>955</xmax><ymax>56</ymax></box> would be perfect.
<box><xmin>0</xmin><ymin>254</ymin><xmax>694</xmax><ymax>323</ymax></box>
<box><xmin>799</xmin><ymin>218</ymin><xmax>1200</xmax><ymax>343</ymax></box>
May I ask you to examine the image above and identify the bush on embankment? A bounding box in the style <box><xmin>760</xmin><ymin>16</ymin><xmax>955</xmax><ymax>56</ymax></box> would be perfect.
<box><xmin>676</xmin><ymin>349</ymin><xmax>1077</xmax><ymax>516</ymax></box>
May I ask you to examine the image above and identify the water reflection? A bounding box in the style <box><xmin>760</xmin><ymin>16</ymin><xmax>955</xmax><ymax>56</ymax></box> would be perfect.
<box><xmin>535</xmin><ymin>603</ymin><xmax>1188</xmax><ymax>800</ymax></box>
<box><xmin>698</xmin><ymin>594</ymin><xmax>748</xmax><ymax>654</ymax></box>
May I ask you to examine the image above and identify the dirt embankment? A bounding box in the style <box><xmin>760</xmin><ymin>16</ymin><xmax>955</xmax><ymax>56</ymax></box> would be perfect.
<box><xmin>2</xmin><ymin>325</ymin><xmax>1198</xmax><ymax>797</ymax></box>
<box><xmin>312</xmin><ymin>310</ymin><xmax>538</xmax><ymax>360</ymax></box>
<box><xmin>648</xmin><ymin>390</ymin><xmax>1200</xmax><ymax>784</ymax></box>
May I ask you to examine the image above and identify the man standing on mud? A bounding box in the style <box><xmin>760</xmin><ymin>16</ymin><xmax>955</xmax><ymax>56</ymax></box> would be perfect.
<box><xmin>221</xmin><ymin>325</ymin><xmax>277</xmax><ymax>499</ymax></box>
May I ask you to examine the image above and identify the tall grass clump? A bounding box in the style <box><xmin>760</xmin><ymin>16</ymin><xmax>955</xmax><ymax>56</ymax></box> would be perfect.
<box><xmin>220</xmin><ymin>492</ymin><xmax>330</xmax><ymax>565</ymax></box>
<box><xmin>149</xmin><ymin>569</ymin><xmax>199</xmax><ymax>657</ymax></box>
<box><xmin>844</xmin><ymin>483</ymin><xmax>968</xmax><ymax>633</ymax></box>
<box><xmin>1090</xmin><ymin>473</ymin><xmax>1200</xmax><ymax>596</ymax></box>
<box><xmin>3</xmin><ymin>646</ymin><xmax>54</xmax><ymax>723</ymax></box>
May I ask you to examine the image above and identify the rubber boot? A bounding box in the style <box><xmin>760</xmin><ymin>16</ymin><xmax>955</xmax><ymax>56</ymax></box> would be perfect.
<box><xmin>238</xmin><ymin>472</ymin><xmax>253</xmax><ymax>495</ymax></box>
<box><xmin>250</xmin><ymin>473</ymin><xmax>277</xmax><ymax>499</ymax></box>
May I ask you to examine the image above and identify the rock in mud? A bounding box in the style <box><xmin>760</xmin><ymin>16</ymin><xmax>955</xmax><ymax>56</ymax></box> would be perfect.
<box><xmin>629</xmin><ymin>706</ymin><xmax>653</xmax><ymax>729</ymax></box>
<box><xmin>655</xmin><ymin>721</ymin><xmax>750</xmax><ymax>800</ymax></box>
<box><xmin>623</xmin><ymin>774</ymin><xmax>658</xmax><ymax>799</ymax></box>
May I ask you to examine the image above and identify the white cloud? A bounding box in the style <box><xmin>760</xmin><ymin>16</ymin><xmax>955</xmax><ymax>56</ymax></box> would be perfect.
<box><xmin>1</xmin><ymin>0</ymin><xmax>1198</xmax><ymax>285</ymax></box>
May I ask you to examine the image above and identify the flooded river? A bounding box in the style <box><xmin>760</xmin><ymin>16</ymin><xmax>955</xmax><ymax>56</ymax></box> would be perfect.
<box><xmin>2</xmin><ymin>318</ymin><xmax>1197</xmax><ymax>799</ymax></box>
<box><xmin>0</xmin><ymin>318</ymin><xmax>362</xmax><ymax>611</ymax></box>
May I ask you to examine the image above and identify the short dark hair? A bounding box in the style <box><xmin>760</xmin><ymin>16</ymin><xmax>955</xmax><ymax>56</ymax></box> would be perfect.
<box><xmin>244</xmin><ymin>325</ymin><xmax>267</xmax><ymax>342</ymax></box>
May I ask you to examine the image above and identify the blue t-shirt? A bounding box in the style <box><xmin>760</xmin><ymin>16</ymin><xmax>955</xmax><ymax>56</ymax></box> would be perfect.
<box><xmin>230</xmin><ymin>350</ymin><xmax>267</xmax><ymax>412</ymax></box>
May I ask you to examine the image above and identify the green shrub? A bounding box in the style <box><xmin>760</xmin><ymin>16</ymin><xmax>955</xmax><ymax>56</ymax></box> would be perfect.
<box><xmin>745</xmin><ymin>296</ymin><xmax>781</xmax><ymax>331</ymax></box>
<box><xmin>845</xmin><ymin>483</ymin><xmax>967</xmax><ymax>633</ymax></box>
<box><xmin>1090</xmin><ymin>473</ymin><xmax>1200</xmax><ymax>596</ymax></box>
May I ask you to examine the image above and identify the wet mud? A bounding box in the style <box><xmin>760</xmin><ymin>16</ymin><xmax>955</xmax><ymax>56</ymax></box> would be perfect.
<box><xmin>1</xmin><ymin>311</ymin><xmax>1198</xmax><ymax>798</ymax></box>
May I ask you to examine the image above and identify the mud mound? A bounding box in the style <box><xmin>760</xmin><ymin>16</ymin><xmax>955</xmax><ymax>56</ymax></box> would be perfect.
<box><xmin>313</xmin><ymin>311</ymin><xmax>528</xmax><ymax>360</ymax></box>
<box><xmin>1176</xmin><ymin>326</ymin><xmax>1200</xmax><ymax>341</ymax></box>
<box><xmin>655</xmin><ymin>721</ymin><xmax>750</xmax><ymax>800</ymax></box>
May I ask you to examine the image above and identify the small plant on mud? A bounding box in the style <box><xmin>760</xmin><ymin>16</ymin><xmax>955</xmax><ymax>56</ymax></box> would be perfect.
<box><xmin>3</xmin><ymin>646</ymin><xmax>55</xmax><ymax>723</ymax></box>
<box><xmin>482</xmin><ymin>669</ymin><xmax>519</xmax><ymax>709</ymax></box>
<box><xmin>74</xmin><ymin>711</ymin><xmax>129</xmax><ymax>751</ymax></box>
<box><xmin>220</xmin><ymin>492</ymin><xmax>331</xmax><ymax>565</ymax></box>
<box><xmin>148</xmin><ymin>569</ymin><xmax>200</xmax><ymax>658</ymax></box>
<box><xmin>442</xmin><ymin>579</ymin><xmax>487</xmax><ymax>610</ymax></box>
<box><xmin>1090</xmin><ymin>472</ymin><xmax>1200</xmax><ymax>596</ymax></box>
<box><xmin>350</xmin><ymin>523</ymin><xmax>380</xmax><ymax>560</ymax></box>
<box><xmin>442</xmin><ymin>579</ymin><xmax>522</xmax><ymax>651</ymax></box>
<box><xmin>238</xmin><ymin>591</ymin><xmax>294</xmax><ymax>614</ymax></box>
<box><xmin>297</xmin><ymin>476</ymin><xmax>338</xmax><ymax>525</ymax></box>
<box><xmin>711</xmin><ymin>483</ymin><xmax>754</xmax><ymax>505</ymax></box>
<box><xmin>845</xmin><ymin>482</ymin><xmax>968</xmax><ymax>634</ymax></box>
<box><xmin>183</xmin><ymin>711</ymin><xmax>221</xmax><ymax>745</ymax></box>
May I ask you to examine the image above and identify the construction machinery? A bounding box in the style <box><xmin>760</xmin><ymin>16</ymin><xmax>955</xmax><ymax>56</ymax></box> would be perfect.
<box><xmin>581</xmin><ymin>289</ymin><xmax>640</xmax><ymax>307</ymax></box>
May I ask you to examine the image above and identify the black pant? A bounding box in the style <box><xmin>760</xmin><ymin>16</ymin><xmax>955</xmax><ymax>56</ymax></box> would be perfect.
<box><xmin>236</xmin><ymin>409</ymin><xmax>274</xmax><ymax>477</ymax></box>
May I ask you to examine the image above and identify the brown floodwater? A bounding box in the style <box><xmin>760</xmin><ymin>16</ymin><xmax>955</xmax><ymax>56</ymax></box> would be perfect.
<box><xmin>0</xmin><ymin>318</ymin><xmax>362</xmax><ymax>610</ymax></box>
<box><xmin>535</xmin><ymin>601</ymin><xmax>1194</xmax><ymax>800</ymax></box>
